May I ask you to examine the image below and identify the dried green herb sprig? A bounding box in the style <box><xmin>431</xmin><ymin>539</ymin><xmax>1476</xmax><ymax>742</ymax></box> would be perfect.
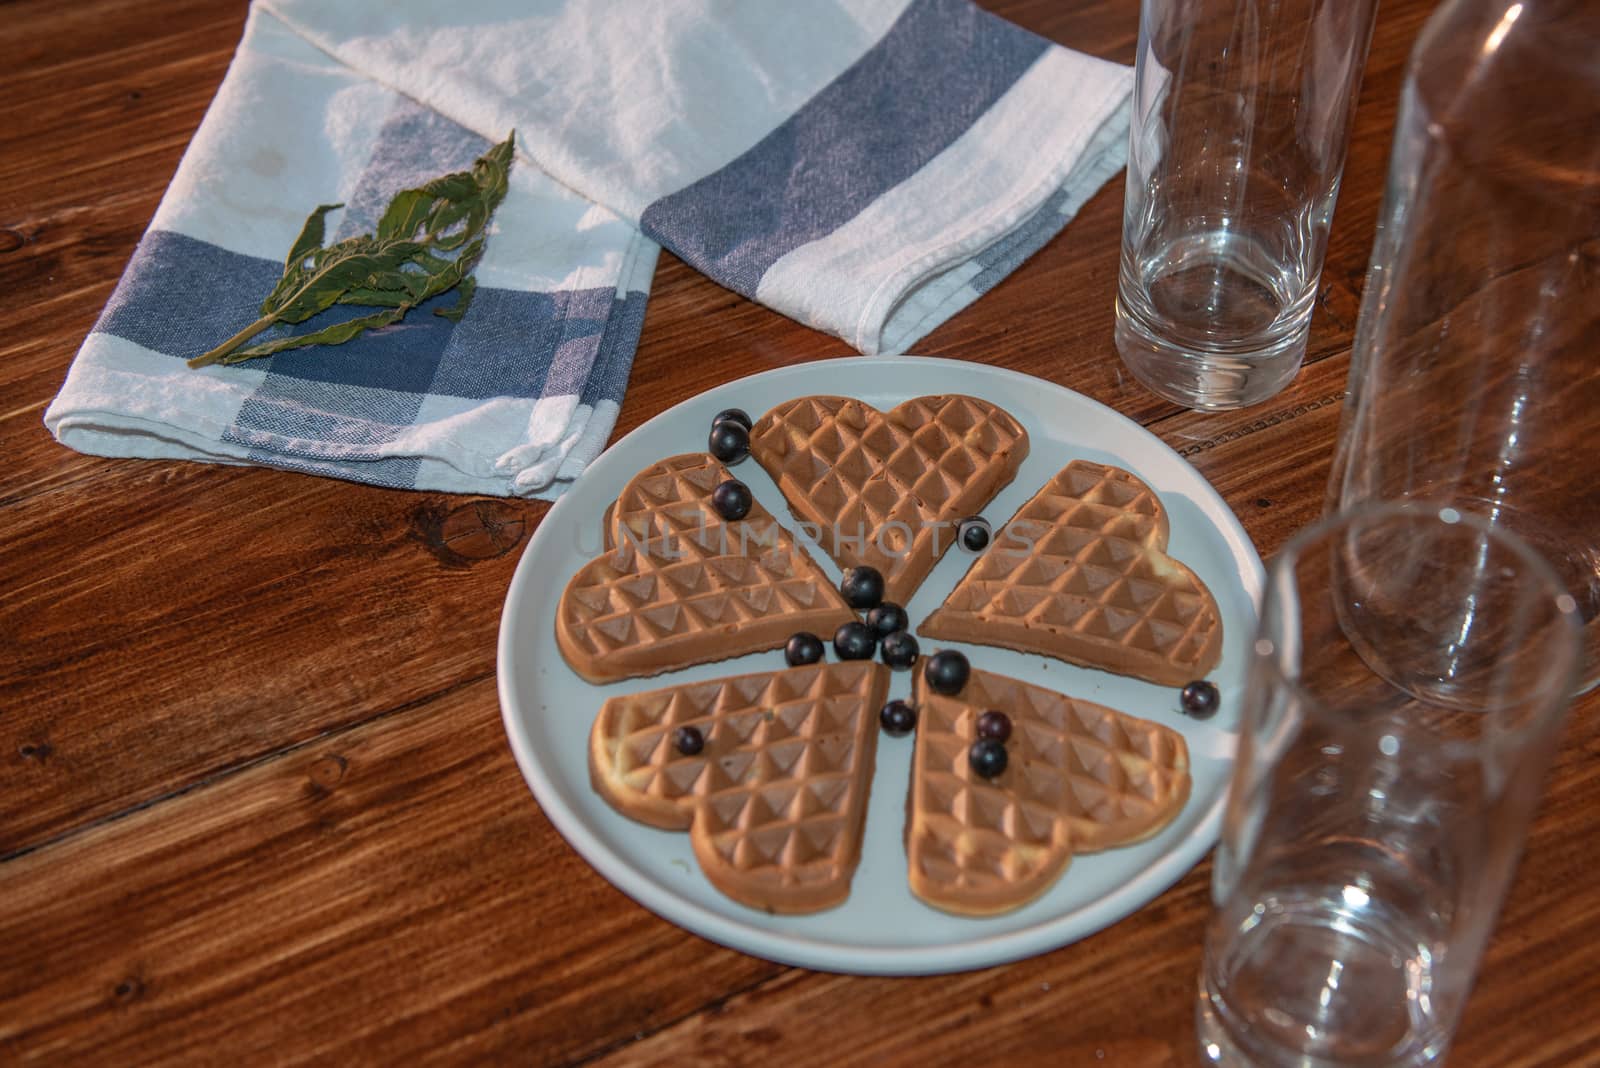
<box><xmin>189</xmin><ymin>131</ymin><xmax>515</xmax><ymax>369</ymax></box>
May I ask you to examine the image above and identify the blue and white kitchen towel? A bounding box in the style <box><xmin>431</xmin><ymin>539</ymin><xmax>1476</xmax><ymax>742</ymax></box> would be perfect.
<box><xmin>47</xmin><ymin>0</ymin><xmax>1132</xmax><ymax>498</ymax></box>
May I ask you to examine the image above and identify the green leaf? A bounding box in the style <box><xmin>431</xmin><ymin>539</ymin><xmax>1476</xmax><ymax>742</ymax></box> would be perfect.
<box><xmin>413</xmin><ymin>251</ymin><xmax>456</xmax><ymax>273</ymax></box>
<box><xmin>337</xmin><ymin>287</ymin><xmax>412</xmax><ymax>308</ymax></box>
<box><xmin>434</xmin><ymin>276</ymin><xmax>477</xmax><ymax>322</ymax></box>
<box><xmin>360</xmin><ymin>269</ymin><xmax>419</xmax><ymax>292</ymax></box>
<box><xmin>396</xmin><ymin>269</ymin><xmax>436</xmax><ymax>303</ymax></box>
<box><xmin>196</xmin><ymin>132</ymin><xmax>513</xmax><ymax>368</ymax></box>
<box><xmin>476</xmin><ymin>132</ymin><xmax>515</xmax><ymax>184</ymax></box>
<box><xmin>429</xmin><ymin>227</ymin><xmax>471</xmax><ymax>252</ymax></box>
<box><xmin>220</xmin><ymin>306</ymin><xmax>408</xmax><ymax>362</ymax></box>
<box><xmin>421</xmin><ymin>171</ymin><xmax>478</xmax><ymax>201</ymax></box>
<box><xmin>425</xmin><ymin>198</ymin><xmax>471</xmax><ymax>238</ymax></box>
<box><xmin>271</xmin><ymin>252</ymin><xmax>407</xmax><ymax>323</ymax></box>
<box><xmin>476</xmin><ymin>133</ymin><xmax>514</xmax><ymax>209</ymax></box>
<box><xmin>260</xmin><ymin>202</ymin><xmax>343</xmax><ymax>314</ymax></box>
<box><xmin>376</xmin><ymin>190</ymin><xmax>437</xmax><ymax>241</ymax></box>
<box><xmin>260</xmin><ymin>260</ymin><xmax>310</xmax><ymax>317</ymax></box>
<box><xmin>431</xmin><ymin>239</ymin><xmax>484</xmax><ymax>297</ymax></box>
<box><xmin>286</xmin><ymin>203</ymin><xmax>343</xmax><ymax>269</ymax></box>
<box><xmin>267</xmin><ymin>240</ymin><xmax>425</xmax><ymax>321</ymax></box>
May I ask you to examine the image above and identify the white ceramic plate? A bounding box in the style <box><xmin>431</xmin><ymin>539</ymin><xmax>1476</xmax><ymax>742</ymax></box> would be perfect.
<box><xmin>498</xmin><ymin>356</ymin><xmax>1263</xmax><ymax>975</ymax></box>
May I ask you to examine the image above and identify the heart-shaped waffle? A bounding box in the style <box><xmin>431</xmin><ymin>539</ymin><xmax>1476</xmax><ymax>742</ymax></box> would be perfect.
<box><xmin>748</xmin><ymin>395</ymin><xmax>1029</xmax><ymax>606</ymax></box>
<box><xmin>590</xmin><ymin>661</ymin><xmax>891</xmax><ymax>913</ymax></box>
<box><xmin>556</xmin><ymin>454</ymin><xmax>855</xmax><ymax>683</ymax></box>
<box><xmin>920</xmin><ymin>460</ymin><xmax>1223</xmax><ymax>686</ymax></box>
<box><xmin>908</xmin><ymin>666</ymin><xmax>1191</xmax><ymax>915</ymax></box>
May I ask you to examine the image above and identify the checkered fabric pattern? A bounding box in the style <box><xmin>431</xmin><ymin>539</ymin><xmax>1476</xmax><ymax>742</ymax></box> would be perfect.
<box><xmin>47</xmin><ymin>0</ymin><xmax>1132</xmax><ymax>496</ymax></box>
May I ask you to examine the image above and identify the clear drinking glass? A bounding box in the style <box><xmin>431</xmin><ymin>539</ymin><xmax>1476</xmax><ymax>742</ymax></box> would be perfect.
<box><xmin>1115</xmin><ymin>0</ymin><xmax>1378</xmax><ymax>410</ymax></box>
<box><xmin>1197</xmin><ymin>503</ymin><xmax>1582</xmax><ymax>1067</ymax></box>
<box><xmin>1329</xmin><ymin>0</ymin><xmax>1600</xmax><ymax>692</ymax></box>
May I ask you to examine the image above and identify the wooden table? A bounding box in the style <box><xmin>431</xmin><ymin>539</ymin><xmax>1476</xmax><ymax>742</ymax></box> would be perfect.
<box><xmin>3</xmin><ymin>1</ymin><xmax>1595</xmax><ymax>1064</ymax></box>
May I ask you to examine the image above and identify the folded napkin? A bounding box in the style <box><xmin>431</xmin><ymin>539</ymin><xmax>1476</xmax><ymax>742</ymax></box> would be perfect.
<box><xmin>47</xmin><ymin>10</ymin><xmax>656</xmax><ymax>496</ymax></box>
<box><xmin>48</xmin><ymin>0</ymin><xmax>1132</xmax><ymax>497</ymax></box>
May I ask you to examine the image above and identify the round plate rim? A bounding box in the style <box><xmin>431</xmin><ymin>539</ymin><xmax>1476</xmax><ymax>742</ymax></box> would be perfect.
<box><xmin>498</xmin><ymin>354</ymin><xmax>1263</xmax><ymax>975</ymax></box>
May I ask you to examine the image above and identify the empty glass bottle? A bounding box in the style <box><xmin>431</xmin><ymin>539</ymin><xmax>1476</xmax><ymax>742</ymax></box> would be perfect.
<box><xmin>1330</xmin><ymin>0</ymin><xmax>1600</xmax><ymax>692</ymax></box>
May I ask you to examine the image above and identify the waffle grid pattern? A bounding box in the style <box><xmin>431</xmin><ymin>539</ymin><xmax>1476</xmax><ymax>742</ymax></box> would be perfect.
<box><xmin>922</xmin><ymin>461</ymin><xmax>1222</xmax><ymax>685</ymax></box>
<box><xmin>567</xmin><ymin>420</ymin><xmax>1209</xmax><ymax>915</ymax></box>
<box><xmin>591</xmin><ymin>661</ymin><xmax>889</xmax><ymax>912</ymax></box>
<box><xmin>749</xmin><ymin>396</ymin><xmax>1028</xmax><ymax>603</ymax></box>
<box><xmin>558</xmin><ymin>454</ymin><xmax>851</xmax><ymax>679</ymax></box>
<box><xmin>908</xmin><ymin>668</ymin><xmax>1191</xmax><ymax>914</ymax></box>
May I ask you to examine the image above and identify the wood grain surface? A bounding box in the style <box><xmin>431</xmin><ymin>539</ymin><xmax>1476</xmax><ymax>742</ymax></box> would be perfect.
<box><xmin>3</xmin><ymin>0</ymin><xmax>1596</xmax><ymax>1065</ymax></box>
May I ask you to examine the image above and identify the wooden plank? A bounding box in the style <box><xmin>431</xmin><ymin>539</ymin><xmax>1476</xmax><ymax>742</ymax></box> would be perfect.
<box><xmin>0</xmin><ymin>286</ymin><xmax>1352</xmax><ymax>858</ymax></box>
<box><xmin>0</xmin><ymin>194</ymin><xmax>160</xmax><ymax>505</ymax></box>
<box><xmin>0</xmin><ymin>1</ymin><xmax>239</xmax><ymax>215</ymax></box>
<box><xmin>1454</xmin><ymin>715</ymin><xmax>1600</xmax><ymax>1067</ymax></box>
<box><xmin>0</xmin><ymin>677</ymin><xmax>781</xmax><ymax>1066</ymax></box>
<box><xmin>1153</xmin><ymin>352</ymin><xmax>1353</xmax><ymax>559</ymax></box>
<box><xmin>11</xmin><ymin>0</ymin><xmax>1590</xmax><ymax>1065</ymax></box>
<box><xmin>0</xmin><ymin>0</ymin><xmax>241</xmax><ymax>78</ymax></box>
<box><xmin>0</xmin><ymin>3</ymin><xmax>241</xmax><ymax>504</ymax></box>
<box><xmin>588</xmin><ymin>895</ymin><xmax>1212</xmax><ymax>1068</ymax></box>
<box><xmin>0</xmin><ymin>345</ymin><xmax>1454</xmax><ymax>1067</ymax></box>
<box><xmin>9</xmin><ymin>634</ymin><xmax>1585</xmax><ymax>1067</ymax></box>
<box><xmin>0</xmin><ymin>463</ymin><xmax>545</xmax><ymax>855</ymax></box>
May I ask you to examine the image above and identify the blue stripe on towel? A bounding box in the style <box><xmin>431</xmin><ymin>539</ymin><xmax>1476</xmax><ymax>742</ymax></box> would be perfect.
<box><xmin>252</xmin><ymin>291</ymin><xmax>464</xmax><ymax>394</ymax></box>
<box><xmin>225</xmin><ymin>377</ymin><xmax>418</xmax><ymax>453</ymax></box>
<box><xmin>430</xmin><ymin>286</ymin><xmax>615</xmax><ymax>400</ymax></box>
<box><xmin>968</xmin><ymin>186</ymin><xmax>1074</xmax><ymax>296</ymax></box>
<box><xmin>638</xmin><ymin>0</ymin><xmax>1048</xmax><ymax>297</ymax></box>
<box><xmin>90</xmin><ymin>230</ymin><xmax>619</xmax><ymax>401</ymax></box>
<box><xmin>93</xmin><ymin>230</ymin><xmax>284</xmax><ymax>364</ymax></box>
<box><xmin>92</xmin><ymin>229</ymin><xmax>461</xmax><ymax>392</ymax></box>
<box><xmin>334</xmin><ymin>99</ymin><xmax>492</xmax><ymax>241</ymax></box>
<box><xmin>228</xmin><ymin>97</ymin><xmax>490</xmax><ymax>445</ymax></box>
<box><xmin>583</xmin><ymin>290</ymin><xmax>649</xmax><ymax>406</ymax></box>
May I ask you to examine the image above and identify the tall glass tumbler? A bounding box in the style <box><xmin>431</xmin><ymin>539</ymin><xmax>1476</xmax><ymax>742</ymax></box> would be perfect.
<box><xmin>1197</xmin><ymin>503</ymin><xmax>1582</xmax><ymax>1066</ymax></box>
<box><xmin>1329</xmin><ymin>0</ymin><xmax>1600</xmax><ymax>692</ymax></box>
<box><xmin>1115</xmin><ymin>0</ymin><xmax>1378</xmax><ymax>410</ymax></box>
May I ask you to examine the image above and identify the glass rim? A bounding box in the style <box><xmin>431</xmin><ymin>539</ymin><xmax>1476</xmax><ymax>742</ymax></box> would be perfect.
<box><xmin>1258</xmin><ymin>499</ymin><xmax>1584</xmax><ymax>744</ymax></box>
